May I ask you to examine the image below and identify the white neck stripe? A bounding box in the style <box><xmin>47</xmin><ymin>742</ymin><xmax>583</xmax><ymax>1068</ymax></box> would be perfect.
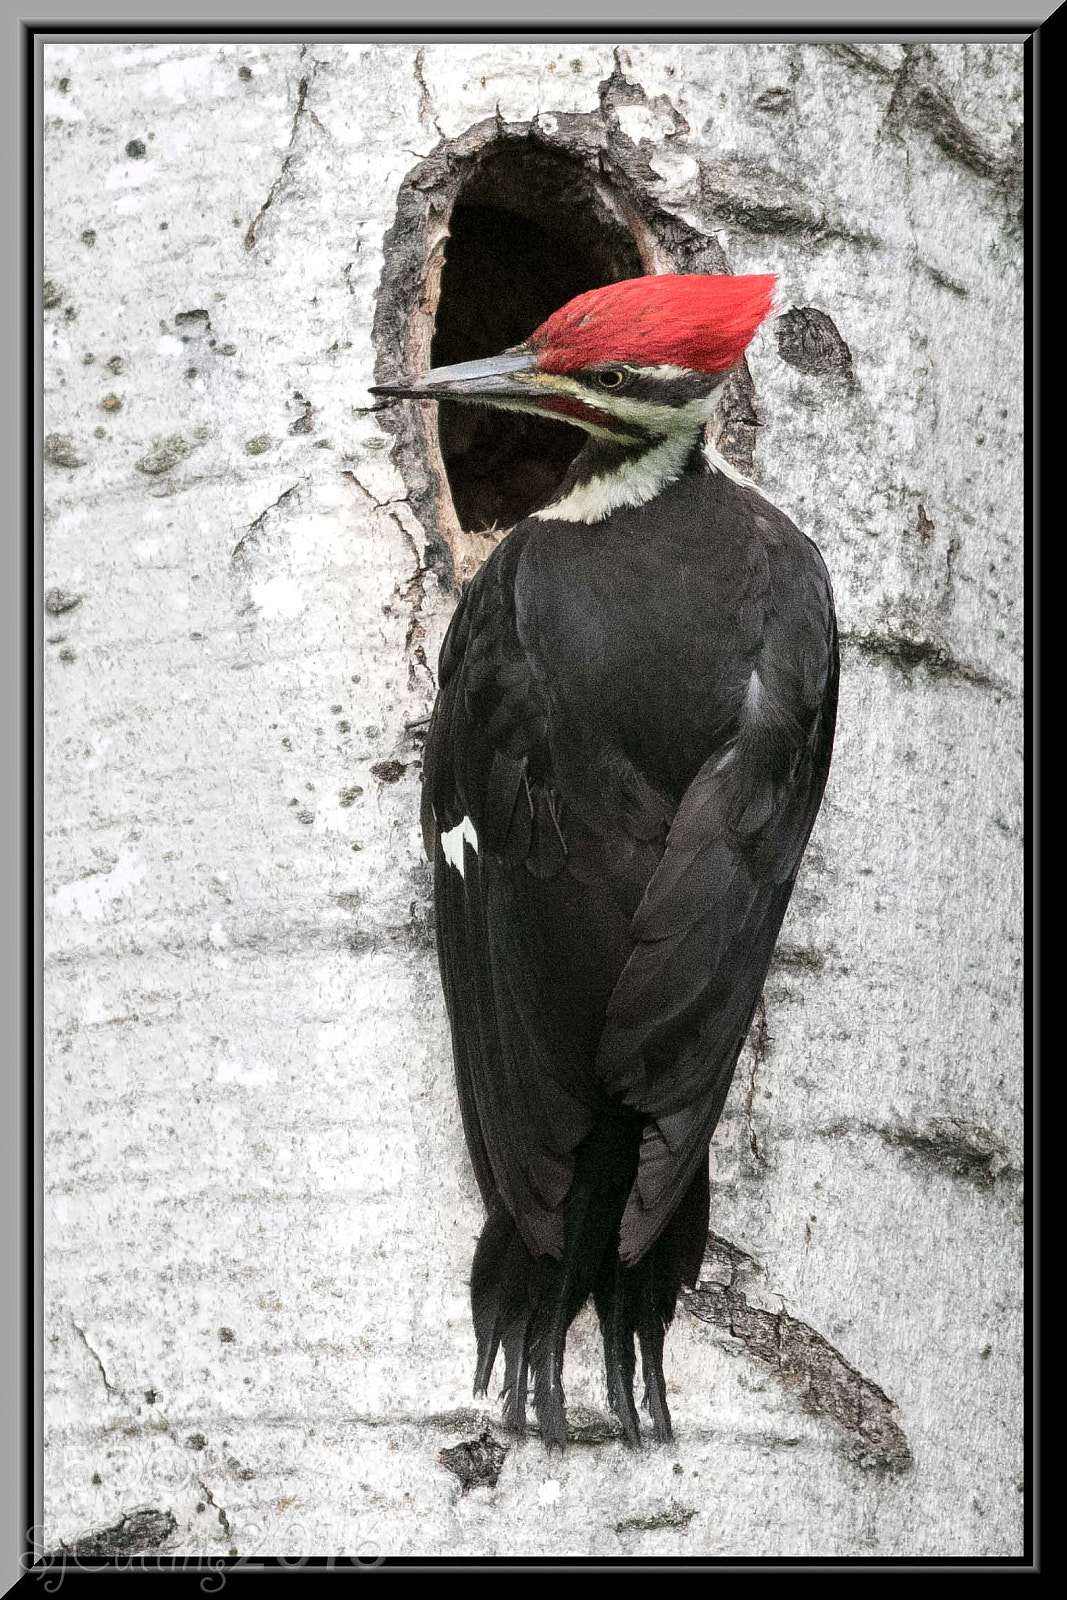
<box><xmin>534</xmin><ymin>432</ymin><xmax>697</xmax><ymax>525</ymax></box>
<box><xmin>532</xmin><ymin>435</ymin><xmax>765</xmax><ymax>526</ymax></box>
<box><xmin>702</xmin><ymin>439</ymin><xmax>760</xmax><ymax>491</ymax></box>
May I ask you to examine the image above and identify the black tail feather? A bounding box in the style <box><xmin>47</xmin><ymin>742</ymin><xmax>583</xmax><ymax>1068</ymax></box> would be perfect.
<box><xmin>595</xmin><ymin>1162</ymin><xmax>710</xmax><ymax>1445</ymax></box>
<box><xmin>473</xmin><ymin>1207</ymin><xmax>536</xmax><ymax>1435</ymax></box>
<box><xmin>471</xmin><ymin>1205</ymin><xmax>516</xmax><ymax>1395</ymax></box>
<box><xmin>637</xmin><ymin>1271</ymin><xmax>672</xmax><ymax>1442</ymax></box>
<box><xmin>593</xmin><ymin>1252</ymin><xmax>641</xmax><ymax>1447</ymax></box>
<box><xmin>500</xmin><ymin>1305</ymin><xmax>531</xmax><ymax>1432</ymax></box>
<box><xmin>527</xmin><ymin>1184</ymin><xmax>597</xmax><ymax>1448</ymax></box>
<box><xmin>470</xmin><ymin>1124</ymin><xmax>708</xmax><ymax>1447</ymax></box>
<box><xmin>594</xmin><ymin>1241</ymin><xmax>674</xmax><ymax>1444</ymax></box>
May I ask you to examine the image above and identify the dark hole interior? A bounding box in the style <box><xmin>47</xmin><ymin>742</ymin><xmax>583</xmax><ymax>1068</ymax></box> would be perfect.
<box><xmin>430</xmin><ymin>144</ymin><xmax>646</xmax><ymax>533</ymax></box>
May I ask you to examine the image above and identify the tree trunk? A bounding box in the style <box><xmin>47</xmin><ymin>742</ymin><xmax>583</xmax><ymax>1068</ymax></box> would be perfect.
<box><xmin>42</xmin><ymin>40</ymin><xmax>1024</xmax><ymax>1559</ymax></box>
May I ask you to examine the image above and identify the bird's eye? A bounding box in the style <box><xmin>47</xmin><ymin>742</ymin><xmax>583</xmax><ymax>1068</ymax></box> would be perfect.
<box><xmin>595</xmin><ymin>370</ymin><xmax>626</xmax><ymax>390</ymax></box>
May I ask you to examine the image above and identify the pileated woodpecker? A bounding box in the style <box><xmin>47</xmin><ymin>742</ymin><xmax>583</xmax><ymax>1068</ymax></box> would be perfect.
<box><xmin>372</xmin><ymin>273</ymin><xmax>838</xmax><ymax>1446</ymax></box>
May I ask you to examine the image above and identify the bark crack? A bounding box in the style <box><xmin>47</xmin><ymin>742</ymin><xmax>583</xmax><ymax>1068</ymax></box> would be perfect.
<box><xmin>244</xmin><ymin>65</ymin><xmax>319</xmax><ymax>250</ymax></box>
<box><xmin>231</xmin><ymin>480</ymin><xmax>307</xmax><ymax>563</ymax></box>
<box><xmin>71</xmin><ymin>1317</ymin><xmax>117</xmax><ymax>1399</ymax></box>
<box><xmin>197</xmin><ymin>1479</ymin><xmax>232</xmax><ymax>1539</ymax></box>
<box><xmin>413</xmin><ymin>48</ymin><xmax>444</xmax><ymax>140</ymax></box>
<box><xmin>391</xmin><ymin>511</ymin><xmax>435</xmax><ymax>683</ymax></box>
<box><xmin>744</xmin><ymin>995</ymin><xmax>771</xmax><ymax>1166</ymax></box>
<box><xmin>683</xmin><ymin>1234</ymin><xmax>913</xmax><ymax>1474</ymax></box>
<box><xmin>345</xmin><ymin>470</ymin><xmax>435</xmax><ymax>684</ymax></box>
<box><xmin>342</xmin><ymin>469</ymin><xmax>409</xmax><ymax>513</ymax></box>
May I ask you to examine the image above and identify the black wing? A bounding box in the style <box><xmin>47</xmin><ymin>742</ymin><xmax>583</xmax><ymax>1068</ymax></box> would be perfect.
<box><xmin>422</xmin><ymin>530</ymin><xmax>606</xmax><ymax>1257</ymax></box>
<box><xmin>598</xmin><ymin>535</ymin><xmax>839</xmax><ymax>1264</ymax></box>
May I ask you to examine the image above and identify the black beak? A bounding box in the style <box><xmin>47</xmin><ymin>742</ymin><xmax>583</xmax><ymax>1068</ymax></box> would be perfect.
<box><xmin>370</xmin><ymin>348</ymin><xmax>539</xmax><ymax>402</ymax></box>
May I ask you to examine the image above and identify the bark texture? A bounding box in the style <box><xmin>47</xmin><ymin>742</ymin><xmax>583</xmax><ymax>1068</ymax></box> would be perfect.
<box><xmin>42</xmin><ymin>41</ymin><xmax>1024</xmax><ymax>1559</ymax></box>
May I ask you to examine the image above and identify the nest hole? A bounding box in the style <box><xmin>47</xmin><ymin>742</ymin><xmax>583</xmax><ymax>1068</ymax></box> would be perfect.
<box><xmin>431</xmin><ymin>143</ymin><xmax>646</xmax><ymax>533</ymax></box>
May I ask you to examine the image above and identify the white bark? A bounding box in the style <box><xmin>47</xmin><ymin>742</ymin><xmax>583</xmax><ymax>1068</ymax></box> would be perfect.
<box><xmin>42</xmin><ymin>41</ymin><xmax>1024</xmax><ymax>1559</ymax></box>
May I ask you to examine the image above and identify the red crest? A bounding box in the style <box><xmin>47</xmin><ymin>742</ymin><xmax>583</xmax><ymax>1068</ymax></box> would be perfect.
<box><xmin>529</xmin><ymin>273</ymin><xmax>777</xmax><ymax>377</ymax></box>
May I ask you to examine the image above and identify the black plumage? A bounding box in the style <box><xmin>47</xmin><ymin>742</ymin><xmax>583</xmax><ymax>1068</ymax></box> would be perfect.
<box><xmin>421</xmin><ymin>459</ymin><xmax>838</xmax><ymax>1445</ymax></box>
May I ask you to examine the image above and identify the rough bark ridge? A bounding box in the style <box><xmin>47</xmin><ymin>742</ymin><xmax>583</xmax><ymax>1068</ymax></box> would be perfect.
<box><xmin>43</xmin><ymin>41</ymin><xmax>1023</xmax><ymax>1559</ymax></box>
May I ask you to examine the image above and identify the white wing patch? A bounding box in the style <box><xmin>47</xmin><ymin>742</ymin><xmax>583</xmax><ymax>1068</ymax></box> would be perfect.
<box><xmin>440</xmin><ymin>815</ymin><xmax>479</xmax><ymax>876</ymax></box>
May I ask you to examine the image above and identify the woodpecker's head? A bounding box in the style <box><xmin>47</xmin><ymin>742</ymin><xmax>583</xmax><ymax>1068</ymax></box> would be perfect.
<box><xmin>371</xmin><ymin>273</ymin><xmax>776</xmax><ymax>446</ymax></box>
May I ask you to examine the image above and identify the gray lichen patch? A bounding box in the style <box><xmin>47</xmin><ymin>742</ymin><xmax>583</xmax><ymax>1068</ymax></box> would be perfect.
<box><xmin>698</xmin><ymin>158</ymin><xmax>873</xmax><ymax>248</ymax></box>
<box><xmin>554</xmin><ymin>1405</ymin><xmax>626</xmax><ymax>1445</ymax></box>
<box><xmin>244</xmin><ymin>434</ymin><xmax>275</xmax><ymax>456</ymax></box>
<box><xmin>45</xmin><ymin>588</ymin><xmax>84</xmax><ymax>617</ymax></box>
<box><xmin>289</xmin><ymin>393</ymin><xmax>315</xmax><ymax>434</ymax></box>
<box><xmin>370</xmin><ymin>760</ymin><xmax>407</xmax><ymax>785</ymax></box>
<box><xmin>754</xmin><ymin>86</ymin><xmax>794</xmax><ymax>116</ymax></box>
<box><xmin>135</xmin><ymin>434</ymin><xmax>199</xmax><ymax>476</ymax></box>
<box><xmin>886</xmin><ymin>44</ymin><xmax>1023</xmax><ymax>207</ymax></box>
<box><xmin>699</xmin><ymin>158</ymin><xmax>820</xmax><ymax>237</ymax></box>
<box><xmin>843</xmin><ymin>624</ymin><xmax>998</xmax><ymax>690</ymax></box>
<box><xmin>842</xmin><ymin>597</ymin><xmax>1004</xmax><ymax>691</ymax></box>
<box><xmin>615</xmin><ymin>1501</ymin><xmax>696</xmax><ymax>1534</ymax></box>
<box><xmin>876</xmin><ymin>1116</ymin><xmax>1019</xmax><ymax>1189</ymax></box>
<box><xmin>776</xmin><ymin>307</ymin><xmax>854</xmax><ymax>379</ymax></box>
<box><xmin>921</xmin><ymin>260</ymin><xmax>969</xmax><ymax>298</ymax></box>
<box><xmin>52</xmin><ymin>1506</ymin><xmax>177</xmax><ymax>1557</ymax></box>
<box><xmin>437</xmin><ymin>1428</ymin><xmax>508</xmax><ymax>1492</ymax></box>
<box><xmin>329</xmin><ymin>891</ymin><xmax>364</xmax><ymax>914</ymax></box>
<box><xmin>45</xmin><ymin>434</ymin><xmax>85</xmax><ymax>470</ymax></box>
<box><xmin>771</xmin><ymin>943</ymin><xmax>827</xmax><ymax>973</ymax></box>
